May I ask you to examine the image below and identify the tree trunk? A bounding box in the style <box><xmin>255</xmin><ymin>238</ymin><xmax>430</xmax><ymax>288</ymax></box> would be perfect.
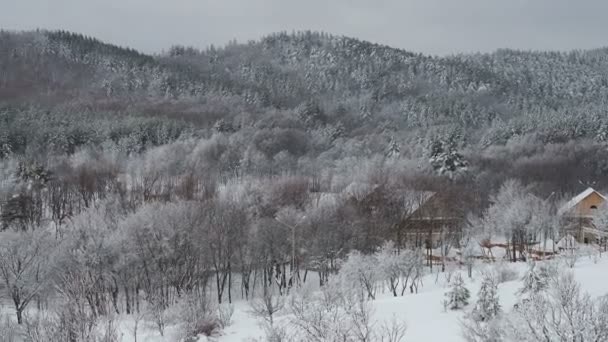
<box><xmin>228</xmin><ymin>265</ymin><xmax>232</xmax><ymax>304</ymax></box>
<box><xmin>125</xmin><ymin>286</ymin><xmax>131</xmax><ymax>315</ymax></box>
<box><xmin>215</xmin><ymin>270</ymin><xmax>223</xmax><ymax>304</ymax></box>
<box><xmin>512</xmin><ymin>237</ymin><xmax>517</xmax><ymax>262</ymax></box>
<box><xmin>16</xmin><ymin>308</ymin><xmax>23</xmax><ymax>325</ymax></box>
<box><xmin>111</xmin><ymin>278</ymin><xmax>120</xmax><ymax>314</ymax></box>
<box><xmin>135</xmin><ymin>283</ymin><xmax>140</xmax><ymax>314</ymax></box>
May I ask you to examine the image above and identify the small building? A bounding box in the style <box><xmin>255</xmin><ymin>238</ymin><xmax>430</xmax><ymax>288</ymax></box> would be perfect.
<box><xmin>406</xmin><ymin>191</ymin><xmax>463</xmax><ymax>247</ymax></box>
<box><xmin>558</xmin><ymin>187</ymin><xmax>608</xmax><ymax>244</ymax></box>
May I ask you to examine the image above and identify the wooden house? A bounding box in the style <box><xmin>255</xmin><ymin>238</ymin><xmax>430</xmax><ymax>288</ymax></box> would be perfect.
<box><xmin>401</xmin><ymin>190</ymin><xmax>464</xmax><ymax>249</ymax></box>
<box><xmin>558</xmin><ymin>187</ymin><xmax>608</xmax><ymax>244</ymax></box>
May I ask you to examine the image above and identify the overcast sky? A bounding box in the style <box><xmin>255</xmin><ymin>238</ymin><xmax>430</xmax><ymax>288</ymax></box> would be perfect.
<box><xmin>1</xmin><ymin>0</ymin><xmax>607</xmax><ymax>55</ymax></box>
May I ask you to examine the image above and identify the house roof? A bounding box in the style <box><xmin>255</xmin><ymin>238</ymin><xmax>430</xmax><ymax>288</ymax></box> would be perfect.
<box><xmin>341</xmin><ymin>182</ymin><xmax>436</xmax><ymax>212</ymax></box>
<box><xmin>342</xmin><ymin>182</ymin><xmax>379</xmax><ymax>201</ymax></box>
<box><xmin>403</xmin><ymin>190</ymin><xmax>436</xmax><ymax>213</ymax></box>
<box><xmin>558</xmin><ymin>187</ymin><xmax>607</xmax><ymax>216</ymax></box>
<box><xmin>581</xmin><ymin>227</ymin><xmax>608</xmax><ymax>238</ymax></box>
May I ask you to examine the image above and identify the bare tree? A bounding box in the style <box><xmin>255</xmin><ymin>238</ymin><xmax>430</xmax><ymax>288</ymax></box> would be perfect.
<box><xmin>249</xmin><ymin>288</ymin><xmax>285</xmax><ymax>328</ymax></box>
<box><xmin>503</xmin><ymin>273</ymin><xmax>608</xmax><ymax>342</ymax></box>
<box><xmin>249</xmin><ymin>287</ymin><xmax>287</xmax><ymax>342</ymax></box>
<box><xmin>0</xmin><ymin>230</ymin><xmax>55</xmax><ymax>324</ymax></box>
<box><xmin>131</xmin><ymin>310</ymin><xmax>146</xmax><ymax>342</ymax></box>
<box><xmin>379</xmin><ymin>315</ymin><xmax>407</xmax><ymax>342</ymax></box>
<box><xmin>340</xmin><ymin>251</ymin><xmax>381</xmax><ymax>300</ymax></box>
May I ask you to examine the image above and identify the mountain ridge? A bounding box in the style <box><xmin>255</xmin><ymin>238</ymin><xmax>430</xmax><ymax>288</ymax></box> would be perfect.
<box><xmin>2</xmin><ymin>29</ymin><xmax>608</xmax><ymax>189</ymax></box>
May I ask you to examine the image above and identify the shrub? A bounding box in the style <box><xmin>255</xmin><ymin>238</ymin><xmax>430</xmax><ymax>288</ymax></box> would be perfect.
<box><xmin>0</xmin><ymin>314</ymin><xmax>20</xmax><ymax>342</ymax></box>
<box><xmin>217</xmin><ymin>303</ymin><xmax>235</xmax><ymax>329</ymax></box>
<box><xmin>179</xmin><ymin>294</ymin><xmax>221</xmax><ymax>339</ymax></box>
<box><xmin>492</xmin><ymin>261</ymin><xmax>519</xmax><ymax>283</ymax></box>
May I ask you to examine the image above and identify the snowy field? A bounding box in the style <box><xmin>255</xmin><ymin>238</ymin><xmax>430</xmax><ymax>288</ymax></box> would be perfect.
<box><xmin>2</xmin><ymin>255</ymin><xmax>607</xmax><ymax>341</ymax></box>
<box><xmin>57</xmin><ymin>255</ymin><xmax>603</xmax><ymax>342</ymax></box>
<box><xmin>212</xmin><ymin>257</ymin><xmax>608</xmax><ymax>342</ymax></box>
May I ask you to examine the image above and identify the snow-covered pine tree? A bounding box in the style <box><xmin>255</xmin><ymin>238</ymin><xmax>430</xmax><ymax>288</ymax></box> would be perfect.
<box><xmin>471</xmin><ymin>275</ymin><xmax>501</xmax><ymax>322</ymax></box>
<box><xmin>429</xmin><ymin>133</ymin><xmax>468</xmax><ymax>179</ymax></box>
<box><xmin>296</xmin><ymin>100</ymin><xmax>326</xmax><ymax>127</ymax></box>
<box><xmin>518</xmin><ymin>263</ymin><xmax>548</xmax><ymax>297</ymax></box>
<box><xmin>213</xmin><ymin>119</ymin><xmax>235</xmax><ymax>134</ymax></box>
<box><xmin>0</xmin><ymin>129</ymin><xmax>11</xmax><ymax>158</ymax></box>
<box><xmin>386</xmin><ymin>136</ymin><xmax>400</xmax><ymax>159</ymax></box>
<box><xmin>444</xmin><ymin>274</ymin><xmax>470</xmax><ymax>310</ymax></box>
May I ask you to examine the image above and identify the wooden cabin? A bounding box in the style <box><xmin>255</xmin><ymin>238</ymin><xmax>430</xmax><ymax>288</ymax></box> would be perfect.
<box><xmin>402</xmin><ymin>190</ymin><xmax>464</xmax><ymax>249</ymax></box>
<box><xmin>559</xmin><ymin>187</ymin><xmax>608</xmax><ymax>244</ymax></box>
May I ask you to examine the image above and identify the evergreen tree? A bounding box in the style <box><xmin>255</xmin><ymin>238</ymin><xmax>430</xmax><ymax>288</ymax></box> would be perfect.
<box><xmin>472</xmin><ymin>275</ymin><xmax>501</xmax><ymax>322</ymax></box>
<box><xmin>296</xmin><ymin>100</ymin><xmax>326</xmax><ymax>127</ymax></box>
<box><xmin>444</xmin><ymin>274</ymin><xmax>470</xmax><ymax>310</ymax></box>
<box><xmin>518</xmin><ymin>263</ymin><xmax>549</xmax><ymax>297</ymax></box>
<box><xmin>386</xmin><ymin>136</ymin><xmax>400</xmax><ymax>159</ymax></box>
<box><xmin>213</xmin><ymin>119</ymin><xmax>235</xmax><ymax>134</ymax></box>
<box><xmin>429</xmin><ymin>134</ymin><xmax>468</xmax><ymax>179</ymax></box>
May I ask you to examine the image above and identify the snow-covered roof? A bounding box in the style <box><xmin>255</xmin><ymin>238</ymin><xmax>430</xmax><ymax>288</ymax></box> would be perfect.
<box><xmin>402</xmin><ymin>190</ymin><xmax>436</xmax><ymax>213</ymax></box>
<box><xmin>558</xmin><ymin>187</ymin><xmax>606</xmax><ymax>216</ymax></box>
<box><xmin>582</xmin><ymin>227</ymin><xmax>608</xmax><ymax>238</ymax></box>
<box><xmin>341</xmin><ymin>183</ymin><xmax>435</xmax><ymax>213</ymax></box>
<box><xmin>342</xmin><ymin>182</ymin><xmax>378</xmax><ymax>200</ymax></box>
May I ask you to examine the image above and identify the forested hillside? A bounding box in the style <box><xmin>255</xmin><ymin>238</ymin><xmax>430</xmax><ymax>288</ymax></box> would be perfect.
<box><xmin>2</xmin><ymin>30</ymin><xmax>608</xmax><ymax>192</ymax></box>
<box><xmin>1</xmin><ymin>29</ymin><xmax>608</xmax><ymax>340</ymax></box>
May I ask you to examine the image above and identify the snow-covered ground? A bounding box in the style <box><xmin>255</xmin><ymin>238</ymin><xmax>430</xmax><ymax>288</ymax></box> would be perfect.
<box><xmin>2</xmin><ymin>256</ymin><xmax>607</xmax><ymax>341</ymax></box>
<box><xmin>216</xmin><ymin>256</ymin><xmax>608</xmax><ymax>342</ymax></box>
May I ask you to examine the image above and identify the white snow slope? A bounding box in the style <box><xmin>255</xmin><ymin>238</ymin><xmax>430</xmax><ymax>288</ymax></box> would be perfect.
<box><xmin>3</xmin><ymin>256</ymin><xmax>607</xmax><ymax>342</ymax></box>
<box><xmin>217</xmin><ymin>257</ymin><xmax>608</xmax><ymax>342</ymax></box>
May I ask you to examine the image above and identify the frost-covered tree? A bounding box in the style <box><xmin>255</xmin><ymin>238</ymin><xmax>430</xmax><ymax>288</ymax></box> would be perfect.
<box><xmin>443</xmin><ymin>274</ymin><xmax>470</xmax><ymax>310</ymax></box>
<box><xmin>0</xmin><ymin>230</ymin><xmax>55</xmax><ymax>324</ymax></box>
<box><xmin>482</xmin><ymin>180</ymin><xmax>539</xmax><ymax>262</ymax></box>
<box><xmin>288</xmin><ymin>276</ymin><xmax>402</xmax><ymax>342</ymax></box>
<box><xmin>377</xmin><ymin>241</ymin><xmax>403</xmax><ymax>297</ymax></box>
<box><xmin>249</xmin><ymin>287</ymin><xmax>285</xmax><ymax>331</ymax></box>
<box><xmin>462</xmin><ymin>317</ymin><xmax>506</xmax><ymax>342</ymax></box>
<box><xmin>518</xmin><ymin>263</ymin><xmax>550</xmax><ymax>298</ymax></box>
<box><xmin>386</xmin><ymin>136</ymin><xmax>400</xmax><ymax>159</ymax></box>
<box><xmin>461</xmin><ymin>218</ymin><xmax>484</xmax><ymax>278</ymax></box>
<box><xmin>471</xmin><ymin>274</ymin><xmax>501</xmax><ymax>322</ymax></box>
<box><xmin>339</xmin><ymin>251</ymin><xmax>381</xmax><ymax>300</ymax></box>
<box><xmin>506</xmin><ymin>273</ymin><xmax>608</xmax><ymax>342</ymax></box>
<box><xmin>376</xmin><ymin>242</ymin><xmax>426</xmax><ymax>297</ymax></box>
<box><xmin>429</xmin><ymin>134</ymin><xmax>468</xmax><ymax>179</ymax></box>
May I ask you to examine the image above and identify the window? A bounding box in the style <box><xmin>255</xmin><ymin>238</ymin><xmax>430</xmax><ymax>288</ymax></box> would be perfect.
<box><xmin>591</xmin><ymin>205</ymin><xmax>598</xmax><ymax>209</ymax></box>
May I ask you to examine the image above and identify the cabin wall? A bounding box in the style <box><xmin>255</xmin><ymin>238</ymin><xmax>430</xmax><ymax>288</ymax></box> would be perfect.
<box><xmin>573</xmin><ymin>192</ymin><xmax>605</xmax><ymax>216</ymax></box>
